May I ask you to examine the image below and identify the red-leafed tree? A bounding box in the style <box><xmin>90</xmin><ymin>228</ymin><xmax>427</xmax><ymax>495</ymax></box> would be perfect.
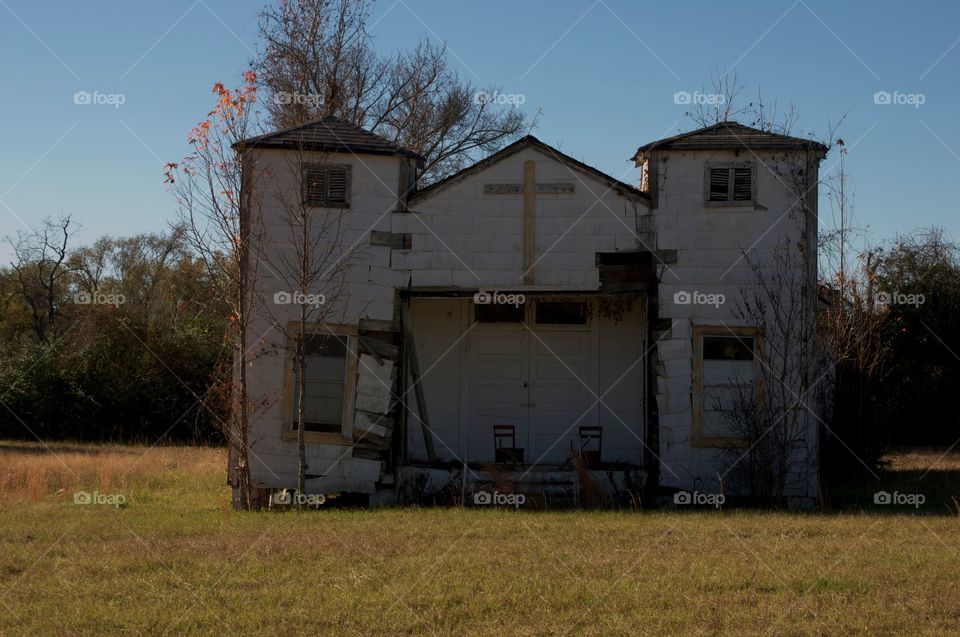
<box><xmin>165</xmin><ymin>72</ymin><xmax>267</xmax><ymax>510</ymax></box>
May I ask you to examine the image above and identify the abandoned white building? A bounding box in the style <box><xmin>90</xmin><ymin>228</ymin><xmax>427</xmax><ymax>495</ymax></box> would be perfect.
<box><xmin>234</xmin><ymin>118</ymin><xmax>828</xmax><ymax>507</ymax></box>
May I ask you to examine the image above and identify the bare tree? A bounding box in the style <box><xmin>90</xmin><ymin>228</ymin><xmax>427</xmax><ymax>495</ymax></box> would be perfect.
<box><xmin>684</xmin><ymin>71</ymin><xmax>818</xmax><ymax>137</ymax></box>
<box><xmin>254</xmin><ymin>0</ymin><xmax>527</xmax><ymax>182</ymax></box>
<box><xmin>8</xmin><ymin>215</ymin><xmax>76</xmax><ymax>342</ymax></box>
<box><xmin>69</xmin><ymin>236</ymin><xmax>111</xmax><ymax>295</ymax></box>
<box><xmin>708</xmin><ymin>114</ymin><xmax>835</xmax><ymax>503</ymax></box>
<box><xmin>165</xmin><ymin>73</ymin><xmax>266</xmax><ymax>511</ymax></box>
<box><xmin>720</xmin><ymin>235</ymin><xmax>824</xmax><ymax>504</ymax></box>
<box><xmin>684</xmin><ymin>70</ymin><xmax>748</xmax><ymax>127</ymax></box>
<box><xmin>263</xmin><ymin>145</ymin><xmax>351</xmax><ymax>497</ymax></box>
<box><xmin>70</xmin><ymin>229</ymin><xmax>187</xmax><ymax>335</ymax></box>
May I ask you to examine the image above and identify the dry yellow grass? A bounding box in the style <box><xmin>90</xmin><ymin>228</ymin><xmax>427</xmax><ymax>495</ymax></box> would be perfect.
<box><xmin>1</xmin><ymin>442</ymin><xmax>958</xmax><ymax>635</ymax></box>
<box><xmin>0</xmin><ymin>441</ymin><xmax>225</xmax><ymax>504</ymax></box>
<box><xmin>882</xmin><ymin>446</ymin><xmax>960</xmax><ymax>472</ymax></box>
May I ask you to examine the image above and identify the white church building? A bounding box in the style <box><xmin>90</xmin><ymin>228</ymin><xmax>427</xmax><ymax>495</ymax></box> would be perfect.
<box><xmin>234</xmin><ymin>118</ymin><xmax>828</xmax><ymax>507</ymax></box>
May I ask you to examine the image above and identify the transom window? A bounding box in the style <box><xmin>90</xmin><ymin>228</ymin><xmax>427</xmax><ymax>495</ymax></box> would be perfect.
<box><xmin>535</xmin><ymin>301</ymin><xmax>588</xmax><ymax>325</ymax></box>
<box><xmin>707</xmin><ymin>164</ymin><xmax>753</xmax><ymax>203</ymax></box>
<box><xmin>475</xmin><ymin>303</ymin><xmax>524</xmax><ymax>323</ymax></box>
<box><xmin>304</xmin><ymin>164</ymin><xmax>352</xmax><ymax>207</ymax></box>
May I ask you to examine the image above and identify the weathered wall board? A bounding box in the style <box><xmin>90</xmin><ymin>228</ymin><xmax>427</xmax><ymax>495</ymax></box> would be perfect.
<box><xmin>483</xmin><ymin>182</ymin><xmax>575</xmax><ymax>194</ymax></box>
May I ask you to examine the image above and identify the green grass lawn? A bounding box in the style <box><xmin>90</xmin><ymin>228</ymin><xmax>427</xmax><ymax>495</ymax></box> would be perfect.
<box><xmin>1</xmin><ymin>443</ymin><xmax>959</xmax><ymax>636</ymax></box>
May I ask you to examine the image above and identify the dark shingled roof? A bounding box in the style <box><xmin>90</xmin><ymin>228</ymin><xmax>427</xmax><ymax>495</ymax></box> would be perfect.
<box><xmin>238</xmin><ymin>117</ymin><xmax>425</xmax><ymax>163</ymax></box>
<box><xmin>632</xmin><ymin>121</ymin><xmax>829</xmax><ymax>159</ymax></box>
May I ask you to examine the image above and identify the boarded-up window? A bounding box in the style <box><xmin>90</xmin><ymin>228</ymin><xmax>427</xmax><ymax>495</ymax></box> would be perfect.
<box><xmin>304</xmin><ymin>164</ymin><xmax>352</xmax><ymax>207</ymax></box>
<box><xmin>700</xmin><ymin>334</ymin><xmax>755</xmax><ymax>439</ymax></box>
<box><xmin>707</xmin><ymin>166</ymin><xmax>752</xmax><ymax>202</ymax></box>
<box><xmin>291</xmin><ymin>334</ymin><xmax>348</xmax><ymax>433</ymax></box>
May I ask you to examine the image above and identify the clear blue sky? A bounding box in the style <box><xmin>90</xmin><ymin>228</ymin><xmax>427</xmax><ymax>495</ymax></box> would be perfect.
<box><xmin>1</xmin><ymin>0</ymin><xmax>958</xmax><ymax>261</ymax></box>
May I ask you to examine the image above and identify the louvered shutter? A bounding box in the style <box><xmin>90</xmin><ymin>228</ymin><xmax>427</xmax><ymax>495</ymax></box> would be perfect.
<box><xmin>304</xmin><ymin>167</ymin><xmax>326</xmax><ymax>206</ymax></box>
<box><xmin>302</xmin><ymin>164</ymin><xmax>352</xmax><ymax>207</ymax></box>
<box><xmin>708</xmin><ymin>168</ymin><xmax>729</xmax><ymax>201</ymax></box>
<box><xmin>326</xmin><ymin>166</ymin><xmax>351</xmax><ymax>206</ymax></box>
<box><xmin>733</xmin><ymin>167</ymin><xmax>752</xmax><ymax>201</ymax></box>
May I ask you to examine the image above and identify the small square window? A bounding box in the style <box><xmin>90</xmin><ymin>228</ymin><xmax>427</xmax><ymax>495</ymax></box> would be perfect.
<box><xmin>304</xmin><ymin>164</ymin><xmax>352</xmax><ymax>207</ymax></box>
<box><xmin>707</xmin><ymin>165</ymin><xmax>753</xmax><ymax>203</ymax></box>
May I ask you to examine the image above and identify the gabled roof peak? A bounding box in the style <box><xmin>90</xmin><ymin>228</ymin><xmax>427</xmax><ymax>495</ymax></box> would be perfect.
<box><xmin>410</xmin><ymin>134</ymin><xmax>647</xmax><ymax>204</ymax></box>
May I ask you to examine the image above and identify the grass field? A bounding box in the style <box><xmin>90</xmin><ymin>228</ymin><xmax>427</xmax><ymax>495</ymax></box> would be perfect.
<box><xmin>1</xmin><ymin>442</ymin><xmax>959</xmax><ymax>636</ymax></box>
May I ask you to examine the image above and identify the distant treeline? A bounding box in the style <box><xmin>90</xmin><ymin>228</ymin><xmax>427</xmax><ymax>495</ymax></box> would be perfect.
<box><xmin>0</xmin><ymin>217</ymin><xmax>228</xmax><ymax>443</ymax></box>
<box><xmin>0</xmin><ymin>217</ymin><xmax>958</xmax><ymax>460</ymax></box>
<box><xmin>822</xmin><ymin>228</ymin><xmax>960</xmax><ymax>472</ymax></box>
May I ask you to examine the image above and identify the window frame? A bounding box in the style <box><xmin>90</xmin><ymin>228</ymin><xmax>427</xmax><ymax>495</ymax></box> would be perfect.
<box><xmin>703</xmin><ymin>161</ymin><xmax>755</xmax><ymax>207</ymax></box>
<box><xmin>281</xmin><ymin>322</ymin><xmax>358</xmax><ymax>445</ymax></box>
<box><xmin>691</xmin><ymin>325</ymin><xmax>761</xmax><ymax>448</ymax></box>
<box><xmin>303</xmin><ymin>163</ymin><xmax>353</xmax><ymax>209</ymax></box>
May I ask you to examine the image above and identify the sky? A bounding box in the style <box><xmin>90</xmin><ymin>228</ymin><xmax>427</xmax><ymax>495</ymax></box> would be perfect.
<box><xmin>1</xmin><ymin>0</ymin><xmax>958</xmax><ymax>261</ymax></box>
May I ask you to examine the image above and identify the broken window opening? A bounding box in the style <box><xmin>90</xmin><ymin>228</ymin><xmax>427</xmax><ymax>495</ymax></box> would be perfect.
<box><xmin>692</xmin><ymin>327</ymin><xmax>760</xmax><ymax>446</ymax></box>
<box><xmin>291</xmin><ymin>333</ymin><xmax>349</xmax><ymax>434</ymax></box>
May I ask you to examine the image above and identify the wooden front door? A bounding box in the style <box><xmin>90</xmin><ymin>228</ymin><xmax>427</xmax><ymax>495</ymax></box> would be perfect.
<box><xmin>466</xmin><ymin>322</ymin><xmax>592</xmax><ymax>464</ymax></box>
